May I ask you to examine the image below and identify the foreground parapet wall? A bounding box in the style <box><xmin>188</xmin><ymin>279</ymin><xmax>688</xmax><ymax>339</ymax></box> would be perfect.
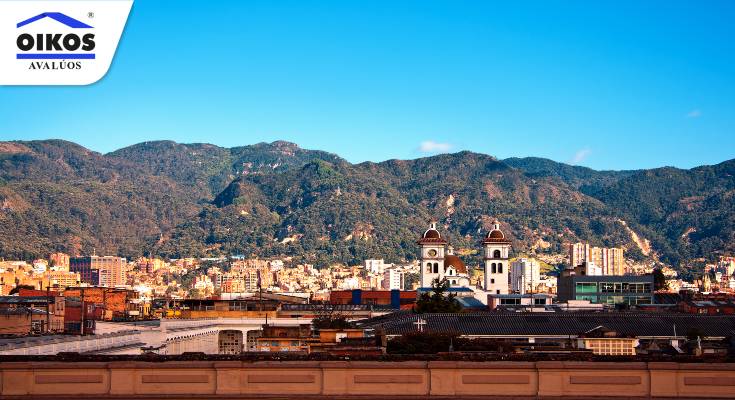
<box><xmin>0</xmin><ymin>360</ymin><xmax>734</xmax><ymax>399</ymax></box>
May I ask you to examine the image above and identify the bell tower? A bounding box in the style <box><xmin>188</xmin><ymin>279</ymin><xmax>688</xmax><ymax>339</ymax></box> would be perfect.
<box><xmin>418</xmin><ymin>222</ymin><xmax>447</xmax><ymax>287</ymax></box>
<box><xmin>482</xmin><ymin>220</ymin><xmax>511</xmax><ymax>294</ymax></box>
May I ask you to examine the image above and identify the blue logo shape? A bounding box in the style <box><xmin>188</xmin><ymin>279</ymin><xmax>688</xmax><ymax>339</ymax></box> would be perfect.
<box><xmin>17</xmin><ymin>12</ymin><xmax>93</xmax><ymax>29</ymax></box>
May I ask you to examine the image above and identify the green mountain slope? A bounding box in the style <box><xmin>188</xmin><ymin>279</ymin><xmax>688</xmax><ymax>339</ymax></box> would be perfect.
<box><xmin>1</xmin><ymin>139</ymin><xmax>733</xmax><ymax>269</ymax></box>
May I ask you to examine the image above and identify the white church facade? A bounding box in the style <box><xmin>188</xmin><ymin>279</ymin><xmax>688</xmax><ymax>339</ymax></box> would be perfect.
<box><xmin>418</xmin><ymin>220</ymin><xmax>512</xmax><ymax>297</ymax></box>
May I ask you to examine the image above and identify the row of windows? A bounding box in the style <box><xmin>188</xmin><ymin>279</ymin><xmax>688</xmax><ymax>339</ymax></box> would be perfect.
<box><xmin>599</xmin><ymin>282</ymin><xmax>651</xmax><ymax>293</ymax></box>
<box><xmin>575</xmin><ymin>295</ymin><xmax>652</xmax><ymax>305</ymax></box>
<box><xmin>576</xmin><ymin>282</ymin><xmax>652</xmax><ymax>294</ymax></box>
<box><xmin>585</xmin><ymin>339</ymin><xmax>636</xmax><ymax>356</ymax></box>
<box><xmin>600</xmin><ymin>295</ymin><xmax>652</xmax><ymax>305</ymax></box>
<box><xmin>575</xmin><ymin>282</ymin><xmax>598</xmax><ymax>293</ymax></box>
<box><xmin>499</xmin><ymin>298</ymin><xmax>548</xmax><ymax>305</ymax></box>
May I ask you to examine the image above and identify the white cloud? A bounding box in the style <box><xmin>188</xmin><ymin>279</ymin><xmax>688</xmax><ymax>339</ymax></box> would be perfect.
<box><xmin>686</xmin><ymin>109</ymin><xmax>702</xmax><ymax>118</ymax></box>
<box><xmin>569</xmin><ymin>147</ymin><xmax>591</xmax><ymax>164</ymax></box>
<box><xmin>418</xmin><ymin>140</ymin><xmax>453</xmax><ymax>154</ymax></box>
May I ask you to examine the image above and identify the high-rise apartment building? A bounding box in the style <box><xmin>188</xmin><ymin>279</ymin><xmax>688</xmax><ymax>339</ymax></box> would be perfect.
<box><xmin>569</xmin><ymin>243</ymin><xmax>591</xmax><ymax>269</ymax></box>
<box><xmin>137</xmin><ymin>257</ymin><xmax>165</xmax><ymax>274</ymax></box>
<box><xmin>69</xmin><ymin>256</ymin><xmax>126</xmax><ymax>287</ymax></box>
<box><xmin>382</xmin><ymin>268</ymin><xmax>404</xmax><ymax>290</ymax></box>
<box><xmin>601</xmin><ymin>247</ymin><xmax>625</xmax><ymax>275</ymax></box>
<box><xmin>510</xmin><ymin>258</ymin><xmax>541</xmax><ymax>294</ymax></box>
<box><xmin>568</xmin><ymin>243</ymin><xmax>625</xmax><ymax>276</ymax></box>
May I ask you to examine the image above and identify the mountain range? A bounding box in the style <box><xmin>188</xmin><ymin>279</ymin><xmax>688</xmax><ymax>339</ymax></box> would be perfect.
<box><xmin>1</xmin><ymin>139</ymin><xmax>733</xmax><ymax>272</ymax></box>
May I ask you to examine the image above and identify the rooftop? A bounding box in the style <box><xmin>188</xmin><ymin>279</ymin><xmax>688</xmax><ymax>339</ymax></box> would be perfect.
<box><xmin>357</xmin><ymin>312</ymin><xmax>735</xmax><ymax>338</ymax></box>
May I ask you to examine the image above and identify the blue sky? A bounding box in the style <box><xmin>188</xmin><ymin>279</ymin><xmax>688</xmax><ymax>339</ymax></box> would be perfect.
<box><xmin>1</xmin><ymin>0</ymin><xmax>733</xmax><ymax>170</ymax></box>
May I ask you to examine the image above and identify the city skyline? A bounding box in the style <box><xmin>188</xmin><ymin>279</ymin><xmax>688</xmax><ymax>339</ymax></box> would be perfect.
<box><xmin>1</xmin><ymin>1</ymin><xmax>734</xmax><ymax>170</ymax></box>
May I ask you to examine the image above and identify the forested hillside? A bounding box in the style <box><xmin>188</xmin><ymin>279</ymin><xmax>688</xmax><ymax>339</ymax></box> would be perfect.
<box><xmin>1</xmin><ymin>139</ymin><xmax>732</xmax><ymax>269</ymax></box>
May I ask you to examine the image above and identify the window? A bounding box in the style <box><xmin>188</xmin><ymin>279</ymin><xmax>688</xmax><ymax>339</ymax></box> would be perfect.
<box><xmin>491</xmin><ymin>263</ymin><xmax>496</xmax><ymax>274</ymax></box>
<box><xmin>493</xmin><ymin>250</ymin><xmax>501</xmax><ymax>258</ymax></box>
<box><xmin>575</xmin><ymin>282</ymin><xmax>598</xmax><ymax>293</ymax></box>
<box><xmin>491</xmin><ymin>279</ymin><xmax>495</xmax><ymax>284</ymax></box>
<box><xmin>498</xmin><ymin>263</ymin><xmax>503</xmax><ymax>273</ymax></box>
<box><xmin>434</xmin><ymin>263</ymin><xmax>439</xmax><ymax>273</ymax></box>
<box><xmin>534</xmin><ymin>298</ymin><xmax>547</xmax><ymax>305</ymax></box>
<box><xmin>600</xmin><ymin>282</ymin><xmax>615</xmax><ymax>293</ymax></box>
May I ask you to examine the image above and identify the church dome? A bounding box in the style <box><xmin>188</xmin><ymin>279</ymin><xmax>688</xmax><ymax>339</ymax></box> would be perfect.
<box><xmin>444</xmin><ymin>254</ymin><xmax>467</xmax><ymax>274</ymax></box>
<box><xmin>418</xmin><ymin>222</ymin><xmax>448</xmax><ymax>244</ymax></box>
<box><xmin>487</xmin><ymin>229</ymin><xmax>504</xmax><ymax>240</ymax></box>
<box><xmin>482</xmin><ymin>220</ymin><xmax>511</xmax><ymax>244</ymax></box>
<box><xmin>423</xmin><ymin>229</ymin><xmax>441</xmax><ymax>239</ymax></box>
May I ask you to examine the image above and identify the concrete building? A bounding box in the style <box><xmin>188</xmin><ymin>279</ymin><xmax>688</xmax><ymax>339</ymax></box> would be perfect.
<box><xmin>510</xmin><ymin>258</ymin><xmax>541</xmax><ymax>294</ymax></box>
<box><xmin>69</xmin><ymin>256</ymin><xmax>126</xmax><ymax>287</ymax></box>
<box><xmin>136</xmin><ymin>257</ymin><xmax>165</xmax><ymax>274</ymax></box>
<box><xmin>557</xmin><ymin>271</ymin><xmax>654</xmax><ymax>305</ymax></box>
<box><xmin>49</xmin><ymin>252</ymin><xmax>70</xmax><ymax>271</ymax></box>
<box><xmin>487</xmin><ymin>293</ymin><xmax>554</xmax><ymax>311</ymax></box>
<box><xmin>42</xmin><ymin>270</ymin><xmax>80</xmax><ymax>289</ymax></box>
<box><xmin>364</xmin><ymin>259</ymin><xmax>386</xmax><ymax>274</ymax></box>
<box><xmin>569</xmin><ymin>242</ymin><xmax>591</xmax><ymax>269</ymax></box>
<box><xmin>601</xmin><ymin>247</ymin><xmax>625</xmax><ymax>275</ymax></box>
<box><xmin>382</xmin><ymin>268</ymin><xmax>404</xmax><ymax>290</ymax></box>
<box><xmin>568</xmin><ymin>243</ymin><xmax>625</xmax><ymax>275</ymax></box>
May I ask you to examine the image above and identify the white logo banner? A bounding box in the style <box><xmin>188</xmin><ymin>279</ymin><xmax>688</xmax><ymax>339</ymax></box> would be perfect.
<box><xmin>0</xmin><ymin>0</ymin><xmax>133</xmax><ymax>85</ymax></box>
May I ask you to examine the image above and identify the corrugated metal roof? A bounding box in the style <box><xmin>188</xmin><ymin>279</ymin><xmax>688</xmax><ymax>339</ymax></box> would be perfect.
<box><xmin>0</xmin><ymin>296</ymin><xmax>53</xmax><ymax>304</ymax></box>
<box><xmin>358</xmin><ymin>312</ymin><xmax>735</xmax><ymax>338</ymax></box>
<box><xmin>456</xmin><ymin>297</ymin><xmax>486</xmax><ymax>309</ymax></box>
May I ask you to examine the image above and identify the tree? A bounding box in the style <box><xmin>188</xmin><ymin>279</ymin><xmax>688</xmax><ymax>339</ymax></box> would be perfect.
<box><xmin>415</xmin><ymin>278</ymin><xmax>462</xmax><ymax>313</ymax></box>
<box><xmin>312</xmin><ymin>313</ymin><xmax>352</xmax><ymax>330</ymax></box>
<box><xmin>653</xmin><ymin>268</ymin><xmax>669</xmax><ymax>291</ymax></box>
<box><xmin>387</xmin><ymin>332</ymin><xmax>458</xmax><ymax>354</ymax></box>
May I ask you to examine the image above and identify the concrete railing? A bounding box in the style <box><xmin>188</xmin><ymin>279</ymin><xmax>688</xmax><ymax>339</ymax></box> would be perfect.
<box><xmin>0</xmin><ymin>331</ymin><xmax>142</xmax><ymax>356</ymax></box>
<box><xmin>0</xmin><ymin>360</ymin><xmax>734</xmax><ymax>398</ymax></box>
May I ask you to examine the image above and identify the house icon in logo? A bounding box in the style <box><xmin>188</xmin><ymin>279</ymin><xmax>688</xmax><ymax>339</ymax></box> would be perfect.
<box><xmin>17</xmin><ymin>12</ymin><xmax>93</xmax><ymax>29</ymax></box>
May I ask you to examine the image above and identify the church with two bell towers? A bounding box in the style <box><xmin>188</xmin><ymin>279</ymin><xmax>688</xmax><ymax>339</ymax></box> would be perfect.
<box><xmin>417</xmin><ymin>220</ymin><xmax>512</xmax><ymax>295</ymax></box>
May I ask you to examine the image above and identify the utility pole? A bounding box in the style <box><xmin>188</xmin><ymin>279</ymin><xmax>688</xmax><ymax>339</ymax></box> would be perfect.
<box><xmin>46</xmin><ymin>284</ymin><xmax>50</xmax><ymax>334</ymax></box>
<box><xmin>80</xmin><ymin>287</ymin><xmax>85</xmax><ymax>335</ymax></box>
<box><xmin>46</xmin><ymin>259</ymin><xmax>55</xmax><ymax>334</ymax></box>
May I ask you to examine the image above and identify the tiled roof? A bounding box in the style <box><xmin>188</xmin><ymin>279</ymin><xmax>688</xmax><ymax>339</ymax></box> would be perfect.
<box><xmin>444</xmin><ymin>254</ymin><xmax>467</xmax><ymax>274</ymax></box>
<box><xmin>358</xmin><ymin>312</ymin><xmax>735</xmax><ymax>338</ymax></box>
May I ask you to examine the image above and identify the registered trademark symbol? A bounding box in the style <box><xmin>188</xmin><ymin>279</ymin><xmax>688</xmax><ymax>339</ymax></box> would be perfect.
<box><xmin>88</xmin><ymin>12</ymin><xmax>94</xmax><ymax>18</ymax></box>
